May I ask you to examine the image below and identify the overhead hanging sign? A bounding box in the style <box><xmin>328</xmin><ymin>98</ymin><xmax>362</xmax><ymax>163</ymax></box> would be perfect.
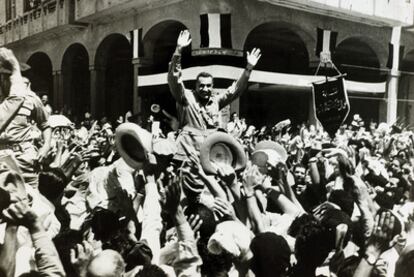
<box><xmin>312</xmin><ymin>75</ymin><xmax>350</xmax><ymax>138</ymax></box>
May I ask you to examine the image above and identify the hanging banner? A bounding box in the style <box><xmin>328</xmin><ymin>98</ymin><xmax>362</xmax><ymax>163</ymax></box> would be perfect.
<box><xmin>312</xmin><ymin>76</ymin><xmax>350</xmax><ymax>138</ymax></box>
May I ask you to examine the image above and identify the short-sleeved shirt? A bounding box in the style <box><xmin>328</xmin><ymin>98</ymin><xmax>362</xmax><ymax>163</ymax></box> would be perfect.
<box><xmin>0</xmin><ymin>85</ymin><xmax>49</xmax><ymax>143</ymax></box>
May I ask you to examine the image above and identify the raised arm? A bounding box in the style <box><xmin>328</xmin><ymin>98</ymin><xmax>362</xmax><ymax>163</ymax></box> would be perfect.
<box><xmin>218</xmin><ymin>48</ymin><xmax>261</xmax><ymax>109</ymax></box>
<box><xmin>168</xmin><ymin>30</ymin><xmax>192</xmax><ymax>104</ymax></box>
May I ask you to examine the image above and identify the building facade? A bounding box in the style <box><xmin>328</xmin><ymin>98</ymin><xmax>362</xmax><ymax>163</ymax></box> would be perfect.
<box><xmin>1</xmin><ymin>0</ymin><xmax>414</xmax><ymax>126</ymax></box>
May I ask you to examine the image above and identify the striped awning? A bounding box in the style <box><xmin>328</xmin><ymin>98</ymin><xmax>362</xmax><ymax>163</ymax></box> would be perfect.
<box><xmin>137</xmin><ymin>65</ymin><xmax>386</xmax><ymax>94</ymax></box>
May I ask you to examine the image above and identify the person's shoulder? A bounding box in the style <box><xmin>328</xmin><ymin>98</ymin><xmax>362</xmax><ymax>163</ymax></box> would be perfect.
<box><xmin>24</xmin><ymin>90</ymin><xmax>42</xmax><ymax>102</ymax></box>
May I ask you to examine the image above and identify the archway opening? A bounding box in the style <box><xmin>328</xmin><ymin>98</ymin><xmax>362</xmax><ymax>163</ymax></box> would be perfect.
<box><xmin>139</xmin><ymin>21</ymin><xmax>189</xmax><ymax>130</ymax></box>
<box><xmin>62</xmin><ymin>43</ymin><xmax>90</xmax><ymax>121</ymax></box>
<box><xmin>333</xmin><ymin>38</ymin><xmax>384</xmax><ymax>82</ymax></box>
<box><xmin>26</xmin><ymin>52</ymin><xmax>53</xmax><ymax>101</ymax></box>
<box><xmin>95</xmin><ymin>34</ymin><xmax>133</xmax><ymax>123</ymax></box>
<box><xmin>241</xmin><ymin>22</ymin><xmax>311</xmax><ymax>127</ymax></box>
<box><xmin>398</xmin><ymin>50</ymin><xmax>414</xmax><ymax>123</ymax></box>
<box><xmin>333</xmin><ymin>38</ymin><xmax>385</xmax><ymax>123</ymax></box>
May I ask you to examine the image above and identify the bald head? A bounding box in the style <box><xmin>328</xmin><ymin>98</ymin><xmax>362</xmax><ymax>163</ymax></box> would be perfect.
<box><xmin>87</xmin><ymin>250</ymin><xmax>125</xmax><ymax>277</ymax></box>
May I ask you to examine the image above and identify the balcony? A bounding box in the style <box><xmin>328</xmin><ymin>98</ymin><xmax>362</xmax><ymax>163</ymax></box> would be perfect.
<box><xmin>259</xmin><ymin>0</ymin><xmax>414</xmax><ymax>26</ymax></box>
<box><xmin>0</xmin><ymin>0</ymin><xmax>83</xmax><ymax>46</ymax></box>
<box><xmin>75</xmin><ymin>0</ymin><xmax>184</xmax><ymax>23</ymax></box>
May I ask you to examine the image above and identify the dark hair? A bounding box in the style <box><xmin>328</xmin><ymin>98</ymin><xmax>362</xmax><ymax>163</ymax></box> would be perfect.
<box><xmin>197</xmin><ymin>239</ymin><xmax>232</xmax><ymax>277</ymax></box>
<box><xmin>38</xmin><ymin>168</ymin><xmax>68</xmax><ymax>201</ymax></box>
<box><xmin>328</xmin><ymin>190</ymin><xmax>355</xmax><ymax>217</ymax></box>
<box><xmin>196</xmin><ymin>72</ymin><xmax>213</xmax><ymax>83</ymax></box>
<box><xmin>125</xmin><ymin>241</ymin><xmax>153</xmax><ymax>271</ymax></box>
<box><xmin>184</xmin><ymin>203</ymin><xmax>216</xmax><ymax>240</ymax></box>
<box><xmin>136</xmin><ymin>264</ymin><xmax>167</xmax><ymax>277</ymax></box>
<box><xmin>320</xmin><ymin>209</ymin><xmax>353</xmax><ymax>247</ymax></box>
<box><xmin>294</xmin><ymin>219</ymin><xmax>332</xmax><ymax>267</ymax></box>
<box><xmin>85</xmin><ymin>208</ymin><xmax>126</xmax><ymax>242</ymax></box>
<box><xmin>395</xmin><ymin>247</ymin><xmax>414</xmax><ymax>277</ymax></box>
<box><xmin>374</xmin><ymin>192</ymin><xmax>395</xmax><ymax>210</ymax></box>
<box><xmin>336</xmin><ymin>256</ymin><xmax>360</xmax><ymax>277</ymax></box>
<box><xmin>250</xmin><ymin>232</ymin><xmax>291</xmax><ymax>277</ymax></box>
<box><xmin>288</xmin><ymin>213</ymin><xmax>316</xmax><ymax>238</ymax></box>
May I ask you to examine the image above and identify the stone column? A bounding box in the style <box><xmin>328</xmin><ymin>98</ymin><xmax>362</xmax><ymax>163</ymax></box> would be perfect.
<box><xmin>132</xmin><ymin>58</ymin><xmax>141</xmax><ymax>114</ymax></box>
<box><xmin>308</xmin><ymin>93</ymin><xmax>318</xmax><ymax>125</ymax></box>
<box><xmin>52</xmin><ymin>70</ymin><xmax>61</xmax><ymax>111</ymax></box>
<box><xmin>386</xmin><ymin>69</ymin><xmax>400</xmax><ymax>124</ymax></box>
<box><xmin>89</xmin><ymin>65</ymin><xmax>106</xmax><ymax>118</ymax></box>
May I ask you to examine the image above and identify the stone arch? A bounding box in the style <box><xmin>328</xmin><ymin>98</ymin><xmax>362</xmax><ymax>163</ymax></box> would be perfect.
<box><xmin>333</xmin><ymin>37</ymin><xmax>385</xmax><ymax>123</ymax></box>
<box><xmin>399</xmin><ymin>49</ymin><xmax>414</xmax><ymax>122</ymax></box>
<box><xmin>138</xmin><ymin>20</ymin><xmax>189</xmax><ymax>120</ymax></box>
<box><xmin>26</xmin><ymin>52</ymin><xmax>53</xmax><ymax>99</ymax></box>
<box><xmin>241</xmin><ymin>22</ymin><xmax>312</xmax><ymax>126</ymax></box>
<box><xmin>61</xmin><ymin>43</ymin><xmax>90</xmax><ymax>120</ymax></box>
<box><xmin>94</xmin><ymin>33</ymin><xmax>133</xmax><ymax>121</ymax></box>
<box><xmin>243</xmin><ymin>21</ymin><xmax>311</xmax><ymax>74</ymax></box>
<box><xmin>333</xmin><ymin>36</ymin><xmax>385</xmax><ymax>82</ymax></box>
<box><xmin>142</xmin><ymin>20</ymin><xmax>189</xmax><ymax>74</ymax></box>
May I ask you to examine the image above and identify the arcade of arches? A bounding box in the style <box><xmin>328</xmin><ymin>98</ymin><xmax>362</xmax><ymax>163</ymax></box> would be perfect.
<box><xmin>21</xmin><ymin>21</ymin><xmax>414</xmax><ymax>126</ymax></box>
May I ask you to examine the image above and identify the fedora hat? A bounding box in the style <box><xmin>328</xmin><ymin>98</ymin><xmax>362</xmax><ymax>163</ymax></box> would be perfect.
<box><xmin>115</xmin><ymin>123</ymin><xmax>153</xmax><ymax>169</ymax></box>
<box><xmin>200</xmin><ymin>132</ymin><xmax>246</xmax><ymax>175</ymax></box>
<box><xmin>251</xmin><ymin>140</ymin><xmax>287</xmax><ymax>168</ymax></box>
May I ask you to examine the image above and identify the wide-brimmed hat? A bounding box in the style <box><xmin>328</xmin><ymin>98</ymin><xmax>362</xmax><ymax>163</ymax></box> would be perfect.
<box><xmin>251</xmin><ymin>140</ymin><xmax>287</xmax><ymax>168</ymax></box>
<box><xmin>200</xmin><ymin>132</ymin><xmax>246</xmax><ymax>175</ymax></box>
<box><xmin>115</xmin><ymin>123</ymin><xmax>153</xmax><ymax>169</ymax></box>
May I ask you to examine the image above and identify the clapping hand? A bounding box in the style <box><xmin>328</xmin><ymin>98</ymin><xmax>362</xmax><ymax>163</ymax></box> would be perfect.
<box><xmin>177</xmin><ymin>30</ymin><xmax>192</xmax><ymax>49</ymax></box>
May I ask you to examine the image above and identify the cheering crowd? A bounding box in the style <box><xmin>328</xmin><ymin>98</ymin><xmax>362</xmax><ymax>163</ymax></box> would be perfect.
<box><xmin>0</xmin><ymin>30</ymin><xmax>414</xmax><ymax>277</ymax></box>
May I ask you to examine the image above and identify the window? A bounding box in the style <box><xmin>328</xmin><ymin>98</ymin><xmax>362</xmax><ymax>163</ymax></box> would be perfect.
<box><xmin>24</xmin><ymin>0</ymin><xmax>41</xmax><ymax>12</ymax></box>
<box><xmin>5</xmin><ymin>0</ymin><xmax>13</xmax><ymax>21</ymax></box>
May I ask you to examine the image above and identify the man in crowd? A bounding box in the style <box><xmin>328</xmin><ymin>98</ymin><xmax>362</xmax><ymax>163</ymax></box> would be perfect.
<box><xmin>41</xmin><ymin>94</ymin><xmax>53</xmax><ymax>116</ymax></box>
<box><xmin>0</xmin><ymin>47</ymin><xmax>51</xmax><ymax>187</ymax></box>
<box><xmin>168</xmin><ymin>29</ymin><xmax>261</xmax><ymax>160</ymax></box>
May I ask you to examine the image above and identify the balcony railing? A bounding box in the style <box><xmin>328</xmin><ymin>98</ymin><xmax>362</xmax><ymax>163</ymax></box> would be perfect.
<box><xmin>0</xmin><ymin>0</ymin><xmax>75</xmax><ymax>46</ymax></box>
<box><xmin>75</xmin><ymin>0</ymin><xmax>184</xmax><ymax>23</ymax></box>
<box><xmin>259</xmin><ymin>0</ymin><xmax>414</xmax><ymax>26</ymax></box>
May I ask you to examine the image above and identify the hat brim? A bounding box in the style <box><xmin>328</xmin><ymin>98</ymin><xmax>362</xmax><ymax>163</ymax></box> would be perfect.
<box><xmin>115</xmin><ymin>123</ymin><xmax>152</xmax><ymax>169</ymax></box>
<box><xmin>254</xmin><ymin>140</ymin><xmax>288</xmax><ymax>163</ymax></box>
<box><xmin>200</xmin><ymin>132</ymin><xmax>246</xmax><ymax>175</ymax></box>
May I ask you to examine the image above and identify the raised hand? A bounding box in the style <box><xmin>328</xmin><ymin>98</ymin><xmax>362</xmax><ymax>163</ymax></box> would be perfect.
<box><xmin>186</xmin><ymin>214</ymin><xmax>203</xmax><ymax>240</ymax></box>
<box><xmin>177</xmin><ymin>30</ymin><xmax>192</xmax><ymax>49</ymax></box>
<box><xmin>70</xmin><ymin>241</ymin><xmax>94</xmax><ymax>277</ymax></box>
<box><xmin>216</xmin><ymin>163</ymin><xmax>236</xmax><ymax>183</ymax></box>
<box><xmin>246</xmin><ymin>48</ymin><xmax>262</xmax><ymax>68</ymax></box>
<box><xmin>367</xmin><ymin>210</ymin><xmax>396</xmax><ymax>254</ymax></box>
<box><xmin>2</xmin><ymin>198</ymin><xmax>36</xmax><ymax>228</ymax></box>
<box><xmin>242</xmin><ymin>164</ymin><xmax>262</xmax><ymax>195</ymax></box>
<box><xmin>165</xmin><ymin>181</ymin><xmax>181</xmax><ymax>216</ymax></box>
<box><xmin>0</xmin><ymin>48</ymin><xmax>20</xmax><ymax>75</ymax></box>
<box><xmin>213</xmin><ymin>197</ymin><xmax>237</xmax><ymax>220</ymax></box>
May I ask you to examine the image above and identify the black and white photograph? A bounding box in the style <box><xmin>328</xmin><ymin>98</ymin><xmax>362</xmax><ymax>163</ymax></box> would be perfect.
<box><xmin>0</xmin><ymin>0</ymin><xmax>414</xmax><ymax>276</ymax></box>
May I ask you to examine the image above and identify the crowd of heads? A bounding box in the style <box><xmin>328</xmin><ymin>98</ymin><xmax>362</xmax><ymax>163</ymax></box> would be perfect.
<box><xmin>2</xmin><ymin>109</ymin><xmax>414</xmax><ymax>277</ymax></box>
